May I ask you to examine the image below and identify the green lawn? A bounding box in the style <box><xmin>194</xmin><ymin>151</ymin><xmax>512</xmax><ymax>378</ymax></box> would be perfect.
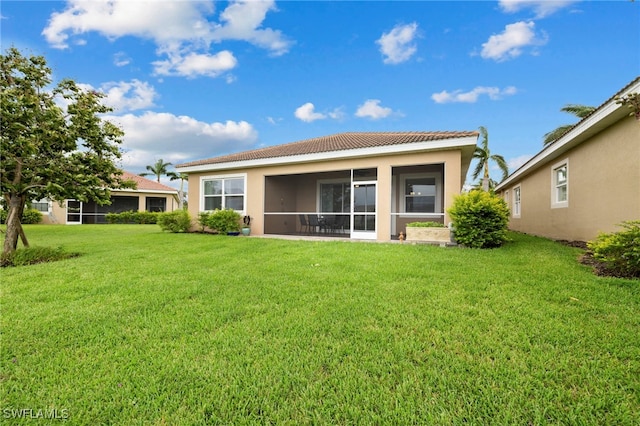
<box><xmin>1</xmin><ymin>225</ymin><xmax>638</xmax><ymax>425</ymax></box>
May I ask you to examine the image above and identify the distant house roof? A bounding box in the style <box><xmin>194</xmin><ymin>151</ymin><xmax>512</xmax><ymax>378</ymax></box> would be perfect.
<box><xmin>496</xmin><ymin>76</ymin><xmax>640</xmax><ymax>191</ymax></box>
<box><xmin>120</xmin><ymin>171</ymin><xmax>178</xmax><ymax>193</ymax></box>
<box><xmin>177</xmin><ymin>131</ymin><xmax>479</xmax><ymax>172</ymax></box>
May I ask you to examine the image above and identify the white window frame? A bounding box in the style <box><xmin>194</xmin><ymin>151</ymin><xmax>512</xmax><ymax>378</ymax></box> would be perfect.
<box><xmin>512</xmin><ymin>185</ymin><xmax>521</xmax><ymax>218</ymax></box>
<box><xmin>551</xmin><ymin>159</ymin><xmax>569</xmax><ymax>209</ymax></box>
<box><xmin>200</xmin><ymin>173</ymin><xmax>247</xmax><ymax>214</ymax></box>
<box><xmin>32</xmin><ymin>198</ymin><xmax>51</xmax><ymax>213</ymax></box>
<box><xmin>400</xmin><ymin>173</ymin><xmax>442</xmax><ymax>216</ymax></box>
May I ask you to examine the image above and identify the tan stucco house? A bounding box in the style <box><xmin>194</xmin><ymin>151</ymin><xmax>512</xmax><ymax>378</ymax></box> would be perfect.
<box><xmin>42</xmin><ymin>171</ymin><xmax>179</xmax><ymax>224</ymax></box>
<box><xmin>176</xmin><ymin>131</ymin><xmax>479</xmax><ymax>241</ymax></box>
<box><xmin>495</xmin><ymin>77</ymin><xmax>640</xmax><ymax>242</ymax></box>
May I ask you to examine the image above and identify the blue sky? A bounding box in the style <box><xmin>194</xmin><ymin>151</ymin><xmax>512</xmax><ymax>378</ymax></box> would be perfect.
<box><xmin>2</xmin><ymin>0</ymin><xmax>638</xmax><ymax>188</ymax></box>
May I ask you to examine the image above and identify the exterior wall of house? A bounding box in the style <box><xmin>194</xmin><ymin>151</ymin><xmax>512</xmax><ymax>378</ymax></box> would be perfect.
<box><xmin>502</xmin><ymin>115</ymin><xmax>639</xmax><ymax>242</ymax></box>
<box><xmin>186</xmin><ymin>149</ymin><xmax>465</xmax><ymax>241</ymax></box>
<box><xmin>45</xmin><ymin>191</ymin><xmax>178</xmax><ymax>224</ymax></box>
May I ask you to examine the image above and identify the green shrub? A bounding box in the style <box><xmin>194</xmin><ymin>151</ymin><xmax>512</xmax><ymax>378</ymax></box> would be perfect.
<box><xmin>406</xmin><ymin>221</ymin><xmax>445</xmax><ymax>228</ymax></box>
<box><xmin>587</xmin><ymin>220</ymin><xmax>640</xmax><ymax>279</ymax></box>
<box><xmin>106</xmin><ymin>211</ymin><xmax>159</xmax><ymax>224</ymax></box>
<box><xmin>197</xmin><ymin>212</ymin><xmax>212</xmax><ymax>231</ymax></box>
<box><xmin>0</xmin><ymin>208</ymin><xmax>43</xmax><ymax>224</ymax></box>
<box><xmin>157</xmin><ymin>210</ymin><xmax>192</xmax><ymax>233</ymax></box>
<box><xmin>1</xmin><ymin>246</ymin><xmax>80</xmax><ymax>267</ymax></box>
<box><xmin>448</xmin><ymin>190</ymin><xmax>509</xmax><ymax>248</ymax></box>
<box><xmin>206</xmin><ymin>209</ymin><xmax>241</xmax><ymax>233</ymax></box>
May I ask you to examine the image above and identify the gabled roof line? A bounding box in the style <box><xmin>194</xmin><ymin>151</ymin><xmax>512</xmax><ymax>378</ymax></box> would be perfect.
<box><xmin>496</xmin><ymin>76</ymin><xmax>640</xmax><ymax>191</ymax></box>
<box><xmin>176</xmin><ymin>131</ymin><xmax>479</xmax><ymax>172</ymax></box>
<box><xmin>120</xmin><ymin>171</ymin><xmax>178</xmax><ymax>193</ymax></box>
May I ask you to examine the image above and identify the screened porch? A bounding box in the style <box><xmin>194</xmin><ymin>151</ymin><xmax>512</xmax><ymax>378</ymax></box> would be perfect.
<box><xmin>262</xmin><ymin>164</ymin><xmax>446</xmax><ymax>240</ymax></box>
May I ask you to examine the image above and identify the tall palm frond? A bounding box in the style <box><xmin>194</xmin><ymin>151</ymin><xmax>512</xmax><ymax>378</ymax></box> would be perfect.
<box><xmin>139</xmin><ymin>159</ymin><xmax>173</xmax><ymax>182</ymax></box>
<box><xmin>543</xmin><ymin>104</ymin><xmax>596</xmax><ymax>145</ymax></box>
<box><xmin>471</xmin><ymin>126</ymin><xmax>509</xmax><ymax>191</ymax></box>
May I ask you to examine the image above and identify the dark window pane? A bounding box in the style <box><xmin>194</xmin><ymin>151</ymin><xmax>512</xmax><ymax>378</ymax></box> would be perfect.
<box><xmin>205</xmin><ymin>197</ymin><xmax>222</xmax><ymax>210</ymax></box>
<box><xmin>226</xmin><ymin>196</ymin><xmax>244</xmax><ymax>211</ymax></box>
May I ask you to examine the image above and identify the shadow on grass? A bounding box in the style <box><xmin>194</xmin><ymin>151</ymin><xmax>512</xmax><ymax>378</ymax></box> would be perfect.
<box><xmin>0</xmin><ymin>246</ymin><xmax>81</xmax><ymax>267</ymax></box>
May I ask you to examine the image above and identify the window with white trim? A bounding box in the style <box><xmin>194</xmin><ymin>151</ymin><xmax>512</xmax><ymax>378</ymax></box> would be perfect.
<box><xmin>202</xmin><ymin>175</ymin><xmax>246</xmax><ymax>212</ymax></box>
<box><xmin>513</xmin><ymin>186</ymin><xmax>521</xmax><ymax>218</ymax></box>
<box><xmin>401</xmin><ymin>173</ymin><xmax>442</xmax><ymax>214</ymax></box>
<box><xmin>551</xmin><ymin>159</ymin><xmax>568</xmax><ymax>208</ymax></box>
<box><xmin>32</xmin><ymin>198</ymin><xmax>50</xmax><ymax>213</ymax></box>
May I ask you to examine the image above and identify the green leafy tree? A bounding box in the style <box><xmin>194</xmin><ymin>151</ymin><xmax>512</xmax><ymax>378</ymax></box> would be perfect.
<box><xmin>471</xmin><ymin>126</ymin><xmax>509</xmax><ymax>191</ymax></box>
<box><xmin>140</xmin><ymin>159</ymin><xmax>173</xmax><ymax>182</ymax></box>
<box><xmin>543</xmin><ymin>104</ymin><xmax>596</xmax><ymax>145</ymax></box>
<box><xmin>1</xmin><ymin>47</ymin><xmax>132</xmax><ymax>254</ymax></box>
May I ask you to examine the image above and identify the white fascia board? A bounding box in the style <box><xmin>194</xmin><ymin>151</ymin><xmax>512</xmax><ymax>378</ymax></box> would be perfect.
<box><xmin>177</xmin><ymin>136</ymin><xmax>478</xmax><ymax>174</ymax></box>
<box><xmin>496</xmin><ymin>80</ymin><xmax>639</xmax><ymax>191</ymax></box>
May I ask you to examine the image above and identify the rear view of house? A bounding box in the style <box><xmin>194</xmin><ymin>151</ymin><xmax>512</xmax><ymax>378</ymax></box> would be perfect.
<box><xmin>177</xmin><ymin>131</ymin><xmax>479</xmax><ymax>241</ymax></box>
<box><xmin>496</xmin><ymin>77</ymin><xmax>640</xmax><ymax>242</ymax></box>
<box><xmin>44</xmin><ymin>171</ymin><xmax>180</xmax><ymax>224</ymax></box>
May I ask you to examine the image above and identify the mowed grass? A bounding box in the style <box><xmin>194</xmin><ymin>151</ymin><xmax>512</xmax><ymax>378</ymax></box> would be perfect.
<box><xmin>1</xmin><ymin>225</ymin><xmax>638</xmax><ymax>425</ymax></box>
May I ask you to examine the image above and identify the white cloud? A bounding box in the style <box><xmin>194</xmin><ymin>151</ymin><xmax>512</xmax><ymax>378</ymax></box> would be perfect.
<box><xmin>211</xmin><ymin>0</ymin><xmax>291</xmax><ymax>56</ymax></box>
<box><xmin>355</xmin><ymin>99</ymin><xmax>393</xmax><ymax>120</ymax></box>
<box><xmin>328</xmin><ymin>107</ymin><xmax>346</xmax><ymax>121</ymax></box>
<box><xmin>99</xmin><ymin>80</ymin><xmax>158</xmax><ymax>112</ymax></box>
<box><xmin>480</xmin><ymin>21</ymin><xmax>547</xmax><ymax>61</ymax></box>
<box><xmin>113</xmin><ymin>52</ymin><xmax>131</xmax><ymax>67</ymax></box>
<box><xmin>104</xmin><ymin>111</ymin><xmax>258</xmax><ymax>169</ymax></box>
<box><xmin>42</xmin><ymin>0</ymin><xmax>291</xmax><ymax>78</ymax></box>
<box><xmin>431</xmin><ymin>86</ymin><xmax>518</xmax><ymax>104</ymax></box>
<box><xmin>294</xmin><ymin>103</ymin><xmax>326</xmax><ymax>122</ymax></box>
<box><xmin>152</xmin><ymin>50</ymin><xmax>237</xmax><ymax>78</ymax></box>
<box><xmin>499</xmin><ymin>1</ymin><xmax>578</xmax><ymax>18</ymax></box>
<box><xmin>508</xmin><ymin>154</ymin><xmax>533</xmax><ymax>171</ymax></box>
<box><xmin>54</xmin><ymin>80</ymin><xmax>157</xmax><ymax>113</ymax></box>
<box><xmin>376</xmin><ymin>22</ymin><xmax>418</xmax><ymax>65</ymax></box>
<box><xmin>42</xmin><ymin>0</ymin><xmax>214</xmax><ymax>48</ymax></box>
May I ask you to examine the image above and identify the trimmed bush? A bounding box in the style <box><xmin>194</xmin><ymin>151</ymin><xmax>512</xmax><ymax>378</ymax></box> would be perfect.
<box><xmin>448</xmin><ymin>190</ymin><xmax>509</xmax><ymax>248</ymax></box>
<box><xmin>587</xmin><ymin>220</ymin><xmax>640</xmax><ymax>279</ymax></box>
<box><xmin>0</xmin><ymin>208</ymin><xmax>43</xmax><ymax>224</ymax></box>
<box><xmin>106</xmin><ymin>211</ymin><xmax>159</xmax><ymax>224</ymax></box>
<box><xmin>157</xmin><ymin>210</ymin><xmax>192</xmax><ymax>233</ymax></box>
<box><xmin>206</xmin><ymin>209</ymin><xmax>241</xmax><ymax>233</ymax></box>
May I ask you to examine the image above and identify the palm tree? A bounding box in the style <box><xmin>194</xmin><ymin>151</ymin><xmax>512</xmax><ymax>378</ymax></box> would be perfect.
<box><xmin>543</xmin><ymin>104</ymin><xmax>596</xmax><ymax>145</ymax></box>
<box><xmin>168</xmin><ymin>171</ymin><xmax>188</xmax><ymax>209</ymax></box>
<box><xmin>139</xmin><ymin>159</ymin><xmax>173</xmax><ymax>182</ymax></box>
<box><xmin>471</xmin><ymin>126</ymin><xmax>509</xmax><ymax>191</ymax></box>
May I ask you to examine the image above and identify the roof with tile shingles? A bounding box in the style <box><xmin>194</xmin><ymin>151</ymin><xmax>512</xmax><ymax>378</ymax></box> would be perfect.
<box><xmin>177</xmin><ymin>131</ymin><xmax>479</xmax><ymax>168</ymax></box>
<box><xmin>120</xmin><ymin>171</ymin><xmax>178</xmax><ymax>193</ymax></box>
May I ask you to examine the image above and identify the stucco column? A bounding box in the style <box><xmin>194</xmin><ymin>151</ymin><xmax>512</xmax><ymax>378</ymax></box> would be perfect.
<box><xmin>443</xmin><ymin>153</ymin><xmax>462</xmax><ymax>225</ymax></box>
<box><xmin>377</xmin><ymin>165</ymin><xmax>392</xmax><ymax>241</ymax></box>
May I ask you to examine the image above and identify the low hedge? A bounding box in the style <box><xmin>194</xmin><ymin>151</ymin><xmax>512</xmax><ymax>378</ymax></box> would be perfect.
<box><xmin>157</xmin><ymin>210</ymin><xmax>192</xmax><ymax>233</ymax></box>
<box><xmin>406</xmin><ymin>221</ymin><xmax>445</xmax><ymax>228</ymax></box>
<box><xmin>105</xmin><ymin>211</ymin><xmax>159</xmax><ymax>224</ymax></box>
